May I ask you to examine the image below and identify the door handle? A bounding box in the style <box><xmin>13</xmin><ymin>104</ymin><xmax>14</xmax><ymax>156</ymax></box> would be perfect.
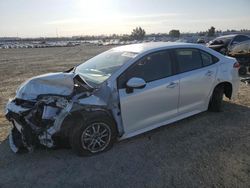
<box><xmin>205</xmin><ymin>70</ymin><xmax>214</xmax><ymax>76</ymax></box>
<box><xmin>166</xmin><ymin>82</ymin><xmax>178</xmax><ymax>88</ymax></box>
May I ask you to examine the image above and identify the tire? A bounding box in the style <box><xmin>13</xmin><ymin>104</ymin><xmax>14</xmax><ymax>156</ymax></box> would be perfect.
<box><xmin>239</xmin><ymin>66</ymin><xmax>247</xmax><ymax>75</ymax></box>
<box><xmin>70</xmin><ymin>112</ymin><xmax>117</xmax><ymax>156</ymax></box>
<box><xmin>208</xmin><ymin>85</ymin><xmax>224</xmax><ymax>112</ymax></box>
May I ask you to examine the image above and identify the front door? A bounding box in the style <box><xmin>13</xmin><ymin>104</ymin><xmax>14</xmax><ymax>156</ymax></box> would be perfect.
<box><xmin>117</xmin><ymin>50</ymin><xmax>179</xmax><ymax>136</ymax></box>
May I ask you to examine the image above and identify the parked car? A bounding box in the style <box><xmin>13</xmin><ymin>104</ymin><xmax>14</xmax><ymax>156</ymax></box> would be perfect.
<box><xmin>197</xmin><ymin>38</ymin><xmax>206</xmax><ymax>44</ymax></box>
<box><xmin>228</xmin><ymin>40</ymin><xmax>250</xmax><ymax>75</ymax></box>
<box><xmin>5</xmin><ymin>42</ymin><xmax>240</xmax><ymax>156</ymax></box>
<box><xmin>207</xmin><ymin>34</ymin><xmax>249</xmax><ymax>55</ymax></box>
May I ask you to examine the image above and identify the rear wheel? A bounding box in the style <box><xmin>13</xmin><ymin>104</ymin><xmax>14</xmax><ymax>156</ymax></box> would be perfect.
<box><xmin>239</xmin><ymin>66</ymin><xmax>247</xmax><ymax>75</ymax></box>
<box><xmin>70</xmin><ymin>112</ymin><xmax>117</xmax><ymax>156</ymax></box>
<box><xmin>208</xmin><ymin>85</ymin><xmax>224</xmax><ymax>112</ymax></box>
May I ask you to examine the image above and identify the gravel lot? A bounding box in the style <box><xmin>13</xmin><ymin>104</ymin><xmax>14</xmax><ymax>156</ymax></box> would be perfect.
<box><xmin>0</xmin><ymin>45</ymin><xmax>249</xmax><ymax>188</ymax></box>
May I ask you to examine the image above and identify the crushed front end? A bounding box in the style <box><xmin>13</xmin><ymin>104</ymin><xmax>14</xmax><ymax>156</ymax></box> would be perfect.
<box><xmin>6</xmin><ymin>96</ymin><xmax>71</xmax><ymax>152</ymax></box>
<box><xmin>5</xmin><ymin>72</ymin><xmax>93</xmax><ymax>153</ymax></box>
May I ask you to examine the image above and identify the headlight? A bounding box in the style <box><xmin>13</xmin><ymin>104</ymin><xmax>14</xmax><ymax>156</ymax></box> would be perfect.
<box><xmin>39</xmin><ymin>96</ymin><xmax>69</xmax><ymax>108</ymax></box>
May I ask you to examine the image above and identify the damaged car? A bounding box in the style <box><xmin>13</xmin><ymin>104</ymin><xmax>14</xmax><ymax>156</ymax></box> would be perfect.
<box><xmin>5</xmin><ymin>42</ymin><xmax>240</xmax><ymax>156</ymax></box>
<box><xmin>207</xmin><ymin>34</ymin><xmax>249</xmax><ymax>55</ymax></box>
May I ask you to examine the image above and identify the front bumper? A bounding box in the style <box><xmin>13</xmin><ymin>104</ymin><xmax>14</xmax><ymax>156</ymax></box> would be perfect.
<box><xmin>5</xmin><ymin>97</ymin><xmax>70</xmax><ymax>153</ymax></box>
<box><xmin>5</xmin><ymin>101</ymin><xmax>39</xmax><ymax>152</ymax></box>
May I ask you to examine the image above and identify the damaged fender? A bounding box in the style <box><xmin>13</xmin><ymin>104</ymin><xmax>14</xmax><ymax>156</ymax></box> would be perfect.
<box><xmin>5</xmin><ymin>72</ymin><xmax>123</xmax><ymax>153</ymax></box>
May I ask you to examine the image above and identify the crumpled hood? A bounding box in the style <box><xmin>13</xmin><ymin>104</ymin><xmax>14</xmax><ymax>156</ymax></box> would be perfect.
<box><xmin>16</xmin><ymin>72</ymin><xmax>75</xmax><ymax>100</ymax></box>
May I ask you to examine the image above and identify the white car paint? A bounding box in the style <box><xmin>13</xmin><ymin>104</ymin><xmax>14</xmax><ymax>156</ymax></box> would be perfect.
<box><xmin>110</xmin><ymin>42</ymin><xmax>240</xmax><ymax>139</ymax></box>
<box><xmin>6</xmin><ymin>42</ymin><xmax>240</xmax><ymax>151</ymax></box>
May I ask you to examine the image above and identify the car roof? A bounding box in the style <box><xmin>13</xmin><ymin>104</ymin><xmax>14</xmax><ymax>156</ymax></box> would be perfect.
<box><xmin>216</xmin><ymin>34</ymin><xmax>249</xmax><ymax>40</ymax></box>
<box><xmin>217</xmin><ymin>34</ymin><xmax>237</xmax><ymax>39</ymax></box>
<box><xmin>112</xmin><ymin>42</ymin><xmax>203</xmax><ymax>54</ymax></box>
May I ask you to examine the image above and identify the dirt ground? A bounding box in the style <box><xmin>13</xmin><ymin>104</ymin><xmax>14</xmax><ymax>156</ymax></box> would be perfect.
<box><xmin>0</xmin><ymin>45</ymin><xmax>249</xmax><ymax>188</ymax></box>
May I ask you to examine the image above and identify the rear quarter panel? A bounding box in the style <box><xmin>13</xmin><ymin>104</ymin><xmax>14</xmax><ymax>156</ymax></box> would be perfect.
<box><xmin>215</xmin><ymin>56</ymin><xmax>240</xmax><ymax>99</ymax></box>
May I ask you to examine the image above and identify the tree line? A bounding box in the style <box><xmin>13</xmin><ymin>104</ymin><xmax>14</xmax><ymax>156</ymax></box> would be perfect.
<box><xmin>76</xmin><ymin>26</ymin><xmax>237</xmax><ymax>41</ymax></box>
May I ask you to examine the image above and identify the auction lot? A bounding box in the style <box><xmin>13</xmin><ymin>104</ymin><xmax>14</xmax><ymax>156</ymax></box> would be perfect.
<box><xmin>0</xmin><ymin>45</ymin><xmax>249</xmax><ymax>187</ymax></box>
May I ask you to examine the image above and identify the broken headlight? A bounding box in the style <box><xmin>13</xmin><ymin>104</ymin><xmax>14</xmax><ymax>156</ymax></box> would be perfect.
<box><xmin>39</xmin><ymin>95</ymin><xmax>69</xmax><ymax>108</ymax></box>
<box><xmin>26</xmin><ymin>96</ymin><xmax>69</xmax><ymax>128</ymax></box>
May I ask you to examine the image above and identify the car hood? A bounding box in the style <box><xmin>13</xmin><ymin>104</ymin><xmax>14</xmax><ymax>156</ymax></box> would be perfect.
<box><xmin>16</xmin><ymin>72</ymin><xmax>75</xmax><ymax>100</ymax></box>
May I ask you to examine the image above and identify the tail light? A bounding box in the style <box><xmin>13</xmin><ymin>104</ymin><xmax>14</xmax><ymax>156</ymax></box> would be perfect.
<box><xmin>233</xmin><ymin>62</ymin><xmax>240</xmax><ymax>69</ymax></box>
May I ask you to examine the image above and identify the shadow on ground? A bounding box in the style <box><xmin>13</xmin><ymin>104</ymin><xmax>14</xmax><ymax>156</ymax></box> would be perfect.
<box><xmin>0</xmin><ymin>102</ymin><xmax>249</xmax><ymax>188</ymax></box>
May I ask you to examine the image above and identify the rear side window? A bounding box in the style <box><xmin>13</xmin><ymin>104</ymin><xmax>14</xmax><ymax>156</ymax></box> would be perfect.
<box><xmin>201</xmin><ymin>51</ymin><xmax>214</xmax><ymax>66</ymax></box>
<box><xmin>200</xmin><ymin>50</ymin><xmax>219</xmax><ymax>66</ymax></box>
<box><xmin>118</xmin><ymin>51</ymin><xmax>172</xmax><ymax>88</ymax></box>
<box><xmin>175</xmin><ymin>49</ymin><xmax>202</xmax><ymax>73</ymax></box>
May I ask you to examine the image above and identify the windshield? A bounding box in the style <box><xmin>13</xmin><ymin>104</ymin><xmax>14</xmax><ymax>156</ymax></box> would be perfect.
<box><xmin>75</xmin><ymin>50</ymin><xmax>138</xmax><ymax>86</ymax></box>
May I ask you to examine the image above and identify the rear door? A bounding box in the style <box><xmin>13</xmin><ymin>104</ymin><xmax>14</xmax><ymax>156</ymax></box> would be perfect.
<box><xmin>117</xmin><ymin>50</ymin><xmax>179</xmax><ymax>135</ymax></box>
<box><xmin>174</xmin><ymin>48</ymin><xmax>218</xmax><ymax>114</ymax></box>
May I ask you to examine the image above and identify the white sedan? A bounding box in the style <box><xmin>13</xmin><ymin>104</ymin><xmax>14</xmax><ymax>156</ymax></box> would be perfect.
<box><xmin>6</xmin><ymin>42</ymin><xmax>240</xmax><ymax>156</ymax></box>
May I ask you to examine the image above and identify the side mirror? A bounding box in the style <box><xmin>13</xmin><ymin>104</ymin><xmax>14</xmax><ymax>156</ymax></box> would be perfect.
<box><xmin>126</xmin><ymin>77</ymin><xmax>146</xmax><ymax>93</ymax></box>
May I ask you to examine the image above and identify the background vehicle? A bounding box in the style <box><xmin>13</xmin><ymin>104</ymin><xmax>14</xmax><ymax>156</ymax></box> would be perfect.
<box><xmin>228</xmin><ymin>40</ymin><xmax>250</xmax><ymax>75</ymax></box>
<box><xmin>207</xmin><ymin>34</ymin><xmax>250</xmax><ymax>55</ymax></box>
<box><xmin>197</xmin><ymin>38</ymin><xmax>206</xmax><ymax>44</ymax></box>
<box><xmin>5</xmin><ymin>42</ymin><xmax>240</xmax><ymax>156</ymax></box>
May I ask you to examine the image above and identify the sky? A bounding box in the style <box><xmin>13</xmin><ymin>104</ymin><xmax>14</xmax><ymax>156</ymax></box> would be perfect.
<box><xmin>0</xmin><ymin>0</ymin><xmax>249</xmax><ymax>37</ymax></box>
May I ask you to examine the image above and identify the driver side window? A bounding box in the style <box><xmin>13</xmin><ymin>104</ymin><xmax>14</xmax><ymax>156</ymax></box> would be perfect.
<box><xmin>117</xmin><ymin>51</ymin><xmax>172</xmax><ymax>89</ymax></box>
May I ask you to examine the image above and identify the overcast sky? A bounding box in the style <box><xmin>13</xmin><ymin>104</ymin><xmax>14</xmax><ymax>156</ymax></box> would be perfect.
<box><xmin>0</xmin><ymin>0</ymin><xmax>249</xmax><ymax>37</ymax></box>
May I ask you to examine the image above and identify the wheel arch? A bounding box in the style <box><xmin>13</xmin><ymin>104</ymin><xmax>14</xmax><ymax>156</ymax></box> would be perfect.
<box><xmin>214</xmin><ymin>81</ymin><xmax>233</xmax><ymax>99</ymax></box>
<box><xmin>60</xmin><ymin>108</ymin><xmax>119</xmax><ymax>137</ymax></box>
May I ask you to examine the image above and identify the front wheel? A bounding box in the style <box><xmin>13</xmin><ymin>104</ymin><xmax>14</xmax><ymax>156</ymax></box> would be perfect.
<box><xmin>70</xmin><ymin>112</ymin><xmax>117</xmax><ymax>156</ymax></box>
<box><xmin>208</xmin><ymin>85</ymin><xmax>224</xmax><ymax>112</ymax></box>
